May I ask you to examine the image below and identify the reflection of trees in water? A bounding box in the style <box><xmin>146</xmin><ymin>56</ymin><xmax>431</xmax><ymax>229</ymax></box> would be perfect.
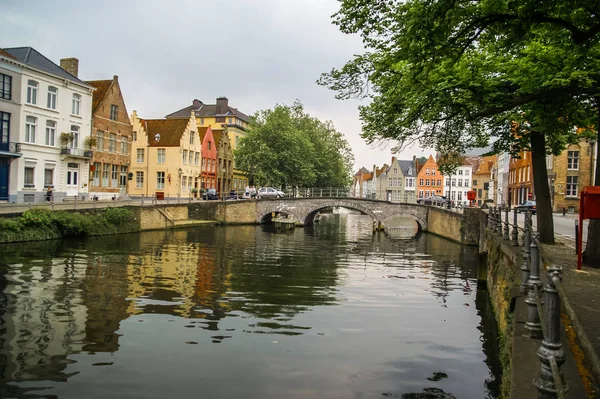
<box><xmin>475</xmin><ymin>287</ymin><xmax>502</xmax><ymax>398</ymax></box>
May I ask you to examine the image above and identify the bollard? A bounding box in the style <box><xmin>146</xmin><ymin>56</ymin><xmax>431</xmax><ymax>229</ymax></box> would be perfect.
<box><xmin>534</xmin><ymin>265</ymin><xmax>567</xmax><ymax>398</ymax></box>
<box><xmin>503</xmin><ymin>206</ymin><xmax>510</xmax><ymax>240</ymax></box>
<box><xmin>496</xmin><ymin>206</ymin><xmax>502</xmax><ymax>234</ymax></box>
<box><xmin>525</xmin><ymin>232</ymin><xmax>543</xmax><ymax>339</ymax></box>
<box><xmin>562</xmin><ymin>207</ymin><xmax>566</xmax><ymax>217</ymax></box>
<box><xmin>520</xmin><ymin>212</ymin><xmax>531</xmax><ymax>294</ymax></box>
<box><xmin>512</xmin><ymin>208</ymin><xmax>519</xmax><ymax>246</ymax></box>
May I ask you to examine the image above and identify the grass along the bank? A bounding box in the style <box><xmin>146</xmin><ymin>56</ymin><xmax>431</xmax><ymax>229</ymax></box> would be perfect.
<box><xmin>0</xmin><ymin>207</ymin><xmax>140</xmax><ymax>243</ymax></box>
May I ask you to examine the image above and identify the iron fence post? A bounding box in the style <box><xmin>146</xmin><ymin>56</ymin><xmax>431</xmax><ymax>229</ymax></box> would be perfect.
<box><xmin>520</xmin><ymin>212</ymin><xmax>531</xmax><ymax>294</ymax></box>
<box><xmin>534</xmin><ymin>265</ymin><xmax>567</xmax><ymax>398</ymax></box>
<box><xmin>512</xmin><ymin>208</ymin><xmax>519</xmax><ymax>246</ymax></box>
<box><xmin>525</xmin><ymin>232</ymin><xmax>543</xmax><ymax>338</ymax></box>
<box><xmin>496</xmin><ymin>206</ymin><xmax>502</xmax><ymax>234</ymax></box>
<box><xmin>487</xmin><ymin>208</ymin><xmax>493</xmax><ymax>230</ymax></box>
<box><xmin>503</xmin><ymin>206</ymin><xmax>510</xmax><ymax>240</ymax></box>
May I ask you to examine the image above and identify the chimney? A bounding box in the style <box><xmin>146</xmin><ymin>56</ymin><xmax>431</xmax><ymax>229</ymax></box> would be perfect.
<box><xmin>113</xmin><ymin>75</ymin><xmax>118</xmax><ymax>82</ymax></box>
<box><xmin>60</xmin><ymin>58</ymin><xmax>79</xmax><ymax>78</ymax></box>
<box><xmin>216</xmin><ymin>97</ymin><xmax>228</xmax><ymax>114</ymax></box>
<box><xmin>192</xmin><ymin>99</ymin><xmax>202</xmax><ymax>109</ymax></box>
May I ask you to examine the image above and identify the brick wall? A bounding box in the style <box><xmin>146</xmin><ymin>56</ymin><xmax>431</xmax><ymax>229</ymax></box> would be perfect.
<box><xmin>551</xmin><ymin>140</ymin><xmax>594</xmax><ymax>212</ymax></box>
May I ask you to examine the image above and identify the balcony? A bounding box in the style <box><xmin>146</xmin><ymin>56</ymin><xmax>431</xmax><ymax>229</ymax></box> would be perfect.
<box><xmin>61</xmin><ymin>147</ymin><xmax>93</xmax><ymax>159</ymax></box>
<box><xmin>0</xmin><ymin>142</ymin><xmax>22</xmax><ymax>157</ymax></box>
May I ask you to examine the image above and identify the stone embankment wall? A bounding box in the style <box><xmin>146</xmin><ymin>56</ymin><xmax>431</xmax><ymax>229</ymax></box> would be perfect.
<box><xmin>426</xmin><ymin>207</ymin><xmax>485</xmax><ymax>245</ymax></box>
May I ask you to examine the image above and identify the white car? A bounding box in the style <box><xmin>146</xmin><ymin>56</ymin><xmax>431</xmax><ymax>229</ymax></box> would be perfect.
<box><xmin>257</xmin><ymin>187</ymin><xmax>285</xmax><ymax>199</ymax></box>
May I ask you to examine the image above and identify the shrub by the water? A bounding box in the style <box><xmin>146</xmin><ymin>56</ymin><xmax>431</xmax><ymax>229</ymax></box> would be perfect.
<box><xmin>0</xmin><ymin>207</ymin><xmax>140</xmax><ymax>243</ymax></box>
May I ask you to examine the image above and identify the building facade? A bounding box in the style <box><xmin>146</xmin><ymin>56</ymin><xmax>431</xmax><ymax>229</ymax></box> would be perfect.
<box><xmin>166</xmin><ymin>97</ymin><xmax>250</xmax><ymax>193</ymax></box>
<box><xmin>399</xmin><ymin>160</ymin><xmax>417</xmax><ymax>203</ymax></box>
<box><xmin>213</xmin><ymin>128</ymin><xmax>234</xmax><ymax>196</ymax></box>
<box><xmin>1</xmin><ymin>48</ymin><xmax>94</xmax><ymax>203</ymax></box>
<box><xmin>416</xmin><ymin>155</ymin><xmax>443</xmax><ymax>199</ymax></box>
<box><xmin>442</xmin><ymin>163</ymin><xmax>473</xmax><ymax>206</ymax></box>
<box><xmin>508</xmin><ymin>151</ymin><xmax>533</xmax><ymax>206</ymax></box>
<box><xmin>474</xmin><ymin>155</ymin><xmax>498</xmax><ymax>206</ymax></box>
<box><xmin>496</xmin><ymin>152</ymin><xmax>510</xmax><ymax>206</ymax></box>
<box><xmin>87</xmin><ymin>76</ymin><xmax>133</xmax><ymax>200</ymax></box>
<box><xmin>198</xmin><ymin>126</ymin><xmax>217</xmax><ymax>192</ymax></box>
<box><xmin>128</xmin><ymin>111</ymin><xmax>201</xmax><ymax>199</ymax></box>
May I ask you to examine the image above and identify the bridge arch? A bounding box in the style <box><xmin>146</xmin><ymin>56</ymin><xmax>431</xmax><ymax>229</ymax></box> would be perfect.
<box><xmin>382</xmin><ymin>213</ymin><xmax>427</xmax><ymax>232</ymax></box>
<box><xmin>300</xmin><ymin>201</ymin><xmax>379</xmax><ymax>226</ymax></box>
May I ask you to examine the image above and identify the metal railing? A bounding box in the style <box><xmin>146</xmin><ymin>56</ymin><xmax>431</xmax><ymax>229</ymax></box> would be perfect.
<box><xmin>488</xmin><ymin>206</ymin><xmax>567</xmax><ymax>398</ymax></box>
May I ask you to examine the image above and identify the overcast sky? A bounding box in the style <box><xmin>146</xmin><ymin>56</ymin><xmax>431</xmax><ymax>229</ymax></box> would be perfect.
<box><xmin>1</xmin><ymin>0</ymin><xmax>432</xmax><ymax>171</ymax></box>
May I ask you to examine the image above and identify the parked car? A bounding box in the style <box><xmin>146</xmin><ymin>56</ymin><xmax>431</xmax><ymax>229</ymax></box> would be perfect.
<box><xmin>257</xmin><ymin>187</ymin><xmax>285</xmax><ymax>199</ymax></box>
<box><xmin>515</xmin><ymin>200</ymin><xmax>537</xmax><ymax>214</ymax></box>
<box><xmin>418</xmin><ymin>195</ymin><xmax>447</xmax><ymax>206</ymax></box>
<box><xmin>202</xmin><ymin>188</ymin><xmax>219</xmax><ymax>200</ymax></box>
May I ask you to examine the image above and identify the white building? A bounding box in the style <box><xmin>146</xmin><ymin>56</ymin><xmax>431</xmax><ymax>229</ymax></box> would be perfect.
<box><xmin>2</xmin><ymin>48</ymin><xmax>94</xmax><ymax>203</ymax></box>
<box><xmin>496</xmin><ymin>152</ymin><xmax>510</xmax><ymax>206</ymax></box>
<box><xmin>443</xmin><ymin>164</ymin><xmax>473</xmax><ymax>205</ymax></box>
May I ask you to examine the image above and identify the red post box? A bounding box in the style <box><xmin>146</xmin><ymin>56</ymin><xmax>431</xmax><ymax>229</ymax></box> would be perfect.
<box><xmin>577</xmin><ymin>186</ymin><xmax>600</xmax><ymax>269</ymax></box>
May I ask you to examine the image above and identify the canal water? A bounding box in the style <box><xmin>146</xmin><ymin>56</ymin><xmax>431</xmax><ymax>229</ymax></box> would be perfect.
<box><xmin>0</xmin><ymin>214</ymin><xmax>501</xmax><ymax>399</ymax></box>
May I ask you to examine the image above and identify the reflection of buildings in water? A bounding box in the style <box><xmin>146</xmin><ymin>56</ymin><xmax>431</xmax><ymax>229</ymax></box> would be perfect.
<box><xmin>0</xmin><ymin>257</ymin><xmax>87</xmax><ymax>382</ymax></box>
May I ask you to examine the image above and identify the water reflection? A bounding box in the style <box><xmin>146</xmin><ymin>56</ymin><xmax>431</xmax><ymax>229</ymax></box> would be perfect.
<box><xmin>0</xmin><ymin>214</ymin><xmax>500</xmax><ymax>399</ymax></box>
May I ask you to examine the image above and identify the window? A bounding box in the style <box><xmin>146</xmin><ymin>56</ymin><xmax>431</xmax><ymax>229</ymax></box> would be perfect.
<box><xmin>182</xmin><ymin>176</ymin><xmax>187</xmax><ymax>191</ymax></box>
<box><xmin>464</xmin><ymin>180</ymin><xmax>470</xmax><ymax>187</ymax></box>
<box><xmin>393</xmin><ymin>168</ymin><xmax>397</xmax><ymax>174</ymax></box>
<box><xmin>211</xmin><ymin>159</ymin><xmax>215</xmax><ymax>172</ymax></box>
<box><xmin>110</xmin><ymin>105</ymin><xmax>118</xmax><ymax>121</ymax></box>
<box><xmin>93</xmin><ymin>162</ymin><xmax>101</xmax><ymax>186</ymax></box>
<box><xmin>426</xmin><ymin>168</ymin><xmax>430</xmax><ymax>175</ymax></box>
<box><xmin>45</xmin><ymin>120</ymin><xmax>56</xmax><ymax>146</ymax></box>
<box><xmin>47</xmin><ymin>86</ymin><xmax>57</xmax><ymax>109</ymax></box>
<box><xmin>445</xmin><ymin>178</ymin><xmax>449</xmax><ymax>186</ymax></box>
<box><xmin>189</xmin><ymin>151</ymin><xmax>193</xmax><ymax>165</ymax></box>
<box><xmin>473</xmin><ymin>179</ymin><xmax>477</xmax><ymax>186</ymax></box>
<box><xmin>567</xmin><ymin>151</ymin><xmax>579</xmax><ymax>170</ymax></box>
<box><xmin>458</xmin><ymin>169</ymin><xmax>463</xmax><ymax>175</ymax></box>
<box><xmin>112</xmin><ymin>165</ymin><xmax>118</xmax><ymax>187</ymax></box>
<box><xmin>120</xmin><ymin>137</ymin><xmax>128</xmax><ymax>154</ymax></box>
<box><xmin>437</xmin><ymin>179</ymin><xmax>441</xmax><ymax>186</ymax></box>
<box><xmin>418</xmin><ymin>190</ymin><xmax>424</xmax><ymax>198</ymax></box>
<box><xmin>120</xmin><ymin>166</ymin><xmax>127</xmax><ymax>186</ymax></box>
<box><xmin>158</xmin><ymin>149</ymin><xmax>166</xmax><ymax>163</ymax></box>
<box><xmin>419</xmin><ymin>178</ymin><xmax>424</xmax><ymax>185</ymax></box>
<box><xmin>208</xmin><ymin>141</ymin><xmax>211</xmax><ymax>150</ymax></box>
<box><xmin>97</xmin><ymin>131</ymin><xmax>104</xmax><ymax>150</ymax></box>
<box><xmin>425</xmin><ymin>179</ymin><xmax>430</xmax><ymax>186</ymax></box>
<box><xmin>451</xmin><ymin>178</ymin><xmax>456</xmax><ymax>186</ymax></box>
<box><xmin>44</xmin><ymin>168</ymin><xmax>53</xmax><ymax>187</ymax></box>
<box><xmin>200</xmin><ymin>118</ymin><xmax>204</xmax><ymax>125</ymax></box>
<box><xmin>457</xmin><ymin>191</ymin><xmax>463</xmax><ymax>201</ymax></box>
<box><xmin>132</xmin><ymin>131</ymin><xmax>137</xmax><ymax>141</ymax></box>
<box><xmin>102</xmin><ymin>164</ymin><xmax>110</xmax><ymax>187</ymax></box>
<box><xmin>24</xmin><ymin>166</ymin><xmax>35</xmax><ymax>187</ymax></box>
<box><xmin>202</xmin><ymin>157</ymin><xmax>206</xmax><ymax>170</ymax></box>
<box><xmin>70</xmin><ymin>125</ymin><xmax>79</xmax><ymax>148</ymax></box>
<box><xmin>0</xmin><ymin>112</ymin><xmax>9</xmax><ymax>144</ymax></box>
<box><xmin>458</xmin><ymin>179</ymin><xmax>463</xmax><ymax>187</ymax></box>
<box><xmin>109</xmin><ymin>133</ymin><xmax>116</xmax><ymax>152</ymax></box>
<box><xmin>194</xmin><ymin>152</ymin><xmax>199</xmax><ymax>165</ymax></box>
<box><xmin>0</xmin><ymin>73</ymin><xmax>11</xmax><ymax>100</ymax></box>
<box><xmin>25</xmin><ymin>116</ymin><xmax>36</xmax><ymax>143</ymax></box>
<box><xmin>72</xmin><ymin>93</ymin><xmax>81</xmax><ymax>115</ymax></box>
<box><xmin>157</xmin><ymin>171</ymin><xmax>165</xmax><ymax>189</ymax></box>
<box><xmin>183</xmin><ymin>150</ymin><xmax>188</xmax><ymax>164</ymax></box>
<box><xmin>137</xmin><ymin>148</ymin><xmax>144</xmax><ymax>163</ymax></box>
<box><xmin>189</xmin><ymin>131</ymin><xmax>194</xmax><ymax>145</ymax></box>
<box><xmin>566</xmin><ymin>176</ymin><xmax>578</xmax><ymax>197</ymax></box>
<box><xmin>425</xmin><ymin>190</ymin><xmax>430</xmax><ymax>197</ymax></box>
<box><xmin>27</xmin><ymin>80</ymin><xmax>38</xmax><ymax>104</ymax></box>
<box><xmin>136</xmin><ymin>171</ymin><xmax>144</xmax><ymax>189</ymax></box>
<box><xmin>432</xmin><ymin>169</ymin><xmax>436</xmax><ymax>175</ymax></box>
<box><xmin>465</xmin><ymin>170</ymin><xmax>470</xmax><ymax>176</ymax></box>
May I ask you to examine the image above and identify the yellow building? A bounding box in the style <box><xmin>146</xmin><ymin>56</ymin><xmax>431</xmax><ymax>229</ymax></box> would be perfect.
<box><xmin>166</xmin><ymin>97</ymin><xmax>251</xmax><ymax>193</ymax></box>
<box><xmin>128</xmin><ymin>111</ymin><xmax>201</xmax><ymax>199</ymax></box>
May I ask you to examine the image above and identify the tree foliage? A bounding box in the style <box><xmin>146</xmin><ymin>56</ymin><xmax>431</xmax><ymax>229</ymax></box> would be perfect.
<box><xmin>319</xmin><ymin>0</ymin><xmax>600</xmax><ymax>248</ymax></box>
<box><xmin>234</xmin><ymin>101</ymin><xmax>354</xmax><ymax>188</ymax></box>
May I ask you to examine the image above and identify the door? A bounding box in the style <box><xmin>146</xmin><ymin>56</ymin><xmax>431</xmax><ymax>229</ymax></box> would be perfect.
<box><xmin>66</xmin><ymin>168</ymin><xmax>79</xmax><ymax>197</ymax></box>
<box><xmin>0</xmin><ymin>159</ymin><xmax>8</xmax><ymax>200</ymax></box>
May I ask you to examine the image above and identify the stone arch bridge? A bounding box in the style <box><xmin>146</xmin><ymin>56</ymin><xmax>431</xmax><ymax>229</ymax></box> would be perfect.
<box><xmin>255</xmin><ymin>197</ymin><xmax>429</xmax><ymax>231</ymax></box>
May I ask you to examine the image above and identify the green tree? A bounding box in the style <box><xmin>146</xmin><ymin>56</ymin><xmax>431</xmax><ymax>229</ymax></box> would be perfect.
<box><xmin>234</xmin><ymin>101</ymin><xmax>354</xmax><ymax>189</ymax></box>
<box><xmin>319</xmin><ymin>0</ymin><xmax>600</xmax><ymax>252</ymax></box>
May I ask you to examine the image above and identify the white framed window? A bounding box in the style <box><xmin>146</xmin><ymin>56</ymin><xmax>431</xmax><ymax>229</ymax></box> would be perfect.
<box><xmin>567</xmin><ymin>151</ymin><xmax>579</xmax><ymax>170</ymax></box>
<box><xmin>72</xmin><ymin>93</ymin><xmax>81</xmax><ymax>115</ymax></box>
<box><xmin>202</xmin><ymin>157</ymin><xmax>206</xmax><ymax>170</ymax></box>
<box><xmin>418</xmin><ymin>190</ymin><xmax>424</xmax><ymax>198</ymax></box>
<box><xmin>182</xmin><ymin>176</ymin><xmax>187</xmax><ymax>191</ymax></box>
<box><xmin>70</xmin><ymin>125</ymin><xmax>79</xmax><ymax>148</ymax></box>
<box><xmin>25</xmin><ymin>116</ymin><xmax>36</xmax><ymax>143</ymax></box>
<box><xmin>45</xmin><ymin>120</ymin><xmax>56</xmax><ymax>146</ymax></box>
<box><xmin>457</xmin><ymin>191</ymin><xmax>463</xmax><ymax>201</ymax></box>
<box><xmin>183</xmin><ymin>150</ymin><xmax>188</xmax><ymax>164</ymax></box>
<box><xmin>458</xmin><ymin>179</ymin><xmax>463</xmax><ymax>187</ymax></box>
<box><xmin>0</xmin><ymin>73</ymin><xmax>12</xmax><ymax>100</ymax></box>
<box><xmin>458</xmin><ymin>169</ymin><xmax>463</xmax><ymax>175</ymax></box>
<box><xmin>47</xmin><ymin>86</ymin><xmax>57</xmax><ymax>109</ymax></box>
<box><xmin>120</xmin><ymin>137</ymin><xmax>128</xmax><ymax>154</ymax></box>
<box><xmin>93</xmin><ymin>162</ymin><xmax>101</xmax><ymax>186</ymax></box>
<box><xmin>425</xmin><ymin>179</ymin><xmax>430</xmax><ymax>186</ymax></box>
<box><xmin>426</xmin><ymin>168</ymin><xmax>430</xmax><ymax>175</ymax></box>
<box><xmin>566</xmin><ymin>176</ymin><xmax>578</xmax><ymax>197</ymax></box>
<box><xmin>97</xmin><ymin>131</ymin><xmax>104</xmax><ymax>150</ymax></box>
<box><xmin>102</xmin><ymin>164</ymin><xmax>110</xmax><ymax>187</ymax></box>
<box><xmin>132</xmin><ymin>131</ymin><xmax>137</xmax><ymax>141</ymax></box>
<box><xmin>465</xmin><ymin>170</ymin><xmax>470</xmax><ymax>176</ymax></box>
<box><xmin>120</xmin><ymin>166</ymin><xmax>127</xmax><ymax>187</ymax></box>
<box><xmin>194</xmin><ymin>152</ymin><xmax>199</xmax><ymax>165</ymax></box>
<box><xmin>157</xmin><ymin>171</ymin><xmax>165</xmax><ymax>189</ymax></box>
<box><xmin>189</xmin><ymin>131</ymin><xmax>194</xmax><ymax>145</ymax></box>
<box><xmin>24</xmin><ymin>166</ymin><xmax>35</xmax><ymax>187</ymax></box>
<box><xmin>189</xmin><ymin>151</ymin><xmax>193</xmax><ymax>165</ymax></box>
<box><xmin>27</xmin><ymin>80</ymin><xmax>38</xmax><ymax>104</ymax></box>
<box><xmin>137</xmin><ymin>148</ymin><xmax>144</xmax><ymax>163</ymax></box>
<box><xmin>112</xmin><ymin>165</ymin><xmax>118</xmax><ymax>187</ymax></box>
<box><xmin>109</xmin><ymin>133</ymin><xmax>116</xmax><ymax>152</ymax></box>
<box><xmin>419</xmin><ymin>178</ymin><xmax>424</xmax><ymax>186</ymax></box>
<box><xmin>110</xmin><ymin>105</ymin><xmax>118</xmax><ymax>121</ymax></box>
<box><xmin>44</xmin><ymin>168</ymin><xmax>53</xmax><ymax>187</ymax></box>
<box><xmin>136</xmin><ymin>171</ymin><xmax>144</xmax><ymax>189</ymax></box>
<box><xmin>157</xmin><ymin>149</ymin><xmax>166</xmax><ymax>163</ymax></box>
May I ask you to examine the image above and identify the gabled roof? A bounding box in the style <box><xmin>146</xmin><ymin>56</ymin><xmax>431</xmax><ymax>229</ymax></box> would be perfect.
<box><xmin>475</xmin><ymin>155</ymin><xmax>497</xmax><ymax>175</ymax></box>
<box><xmin>0</xmin><ymin>48</ymin><xmax>17</xmax><ymax>61</ymax></box>
<box><xmin>355</xmin><ymin>166</ymin><xmax>369</xmax><ymax>176</ymax></box>
<box><xmin>86</xmin><ymin>79</ymin><xmax>112</xmax><ymax>113</ymax></box>
<box><xmin>139</xmin><ymin>118</ymin><xmax>190</xmax><ymax>147</ymax></box>
<box><xmin>398</xmin><ymin>160</ymin><xmax>415</xmax><ymax>177</ymax></box>
<box><xmin>2</xmin><ymin>47</ymin><xmax>91</xmax><ymax>87</ymax></box>
<box><xmin>166</xmin><ymin>99</ymin><xmax>250</xmax><ymax>122</ymax></box>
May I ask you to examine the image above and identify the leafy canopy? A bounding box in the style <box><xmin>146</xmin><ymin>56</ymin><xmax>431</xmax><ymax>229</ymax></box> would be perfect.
<box><xmin>234</xmin><ymin>101</ymin><xmax>354</xmax><ymax>188</ymax></box>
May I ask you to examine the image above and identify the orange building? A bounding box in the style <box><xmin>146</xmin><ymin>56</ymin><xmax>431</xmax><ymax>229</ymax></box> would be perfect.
<box><xmin>416</xmin><ymin>155</ymin><xmax>443</xmax><ymax>199</ymax></box>
<box><xmin>508</xmin><ymin>151</ymin><xmax>533</xmax><ymax>206</ymax></box>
